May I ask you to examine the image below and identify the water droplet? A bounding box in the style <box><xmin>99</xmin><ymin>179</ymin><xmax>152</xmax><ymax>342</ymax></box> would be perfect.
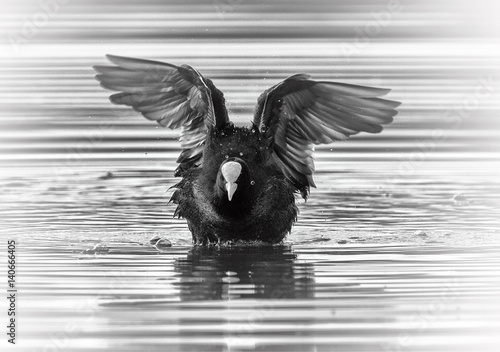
<box><xmin>239</xmin><ymin>152</ymin><xmax>243</xmax><ymax>156</ymax></box>
<box><xmin>155</xmin><ymin>238</ymin><xmax>172</xmax><ymax>250</ymax></box>
<box><xmin>250</xmin><ymin>180</ymin><xmax>255</xmax><ymax>185</ymax></box>
<box><xmin>225</xmin><ymin>155</ymin><xmax>229</xmax><ymax>159</ymax></box>
<box><xmin>221</xmin><ymin>277</ymin><xmax>240</xmax><ymax>284</ymax></box>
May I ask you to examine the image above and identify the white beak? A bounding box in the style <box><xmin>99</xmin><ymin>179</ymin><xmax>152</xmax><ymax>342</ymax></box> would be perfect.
<box><xmin>221</xmin><ymin>161</ymin><xmax>242</xmax><ymax>202</ymax></box>
<box><xmin>225</xmin><ymin>182</ymin><xmax>238</xmax><ymax>201</ymax></box>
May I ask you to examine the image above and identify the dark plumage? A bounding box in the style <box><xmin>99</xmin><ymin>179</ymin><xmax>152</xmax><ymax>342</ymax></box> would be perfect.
<box><xmin>93</xmin><ymin>55</ymin><xmax>400</xmax><ymax>244</ymax></box>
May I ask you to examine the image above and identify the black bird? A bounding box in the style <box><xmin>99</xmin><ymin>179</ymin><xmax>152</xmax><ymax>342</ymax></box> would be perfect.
<box><xmin>93</xmin><ymin>55</ymin><xmax>400</xmax><ymax>244</ymax></box>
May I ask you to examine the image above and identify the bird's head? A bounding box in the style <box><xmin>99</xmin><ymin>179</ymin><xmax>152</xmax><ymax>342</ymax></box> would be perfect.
<box><xmin>215</xmin><ymin>157</ymin><xmax>251</xmax><ymax>202</ymax></box>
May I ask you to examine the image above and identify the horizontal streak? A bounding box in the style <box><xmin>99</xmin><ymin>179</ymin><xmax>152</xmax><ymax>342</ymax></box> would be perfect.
<box><xmin>2</xmin><ymin>42</ymin><xmax>500</xmax><ymax>58</ymax></box>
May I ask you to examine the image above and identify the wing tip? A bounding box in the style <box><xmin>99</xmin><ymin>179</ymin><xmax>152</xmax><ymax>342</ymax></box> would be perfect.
<box><xmin>108</xmin><ymin>92</ymin><xmax>126</xmax><ymax>104</ymax></box>
<box><xmin>92</xmin><ymin>64</ymin><xmax>104</xmax><ymax>74</ymax></box>
<box><xmin>377</xmin><ymin>87</ymin><xmax>392</xmax><ymax>96</ymax></box>
<box><xmin>315</xmin><ymin>81</ymin><xmax>395</xmax><ymax>98</ymax></box>
<box><xmin>391</xmin><ymin>99</ymin><xmax>402</xmax><ymax>108</ymax></box>
<box><xmin>104</xmin><ymin>54</ymin><xmax>178</xmax><ymax>71</ymax></box>
<box><xmin>105</xmin><ymin>53</ymin><xmax>123</xmax><ymax>64</ymax></box>
<box><xmin>286</xmin><ymin>73</ymin><xmax>312</xmax><ymax>81</ymax></box>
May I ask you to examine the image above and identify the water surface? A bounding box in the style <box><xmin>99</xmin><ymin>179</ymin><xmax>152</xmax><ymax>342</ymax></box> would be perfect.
<box><xmin>1</xmin><ymin>0</ymin><xmax>500</xmax><ymax>351</ymax></box>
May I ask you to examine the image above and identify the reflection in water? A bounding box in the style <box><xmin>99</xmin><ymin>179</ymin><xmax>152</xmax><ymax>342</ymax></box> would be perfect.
<box><xmin>14</xmin><ymin>239</ymin><xmax>500</xmax><ymax>352</ymax></box>
<box><xmin>174</xmin><ymin>245</ymin><xmax>314</xmax><ymax>301</ymax></box>
<box><xmin>171</xmin><ymin>246</ymin><xmax>316</xmax><ymax>352</ymax></box>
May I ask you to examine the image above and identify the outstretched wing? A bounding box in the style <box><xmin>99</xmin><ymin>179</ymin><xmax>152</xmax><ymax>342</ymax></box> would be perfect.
<box><xmin>254</xmin><ymin>74</ymin><xmax>401</xmax><ymax>199</ymax></box>
<box><xmin>93</xmin><ymin>54</ymin><xmax>229</xmax><ymax>175</ymax></box>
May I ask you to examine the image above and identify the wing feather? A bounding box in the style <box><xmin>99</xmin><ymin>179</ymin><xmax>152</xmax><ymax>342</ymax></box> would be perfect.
<box><xmin>254</xmin><ymin>75</ymin><xmax>400</xmax><ymax>198</ymax></box>
<box><xmin>94</xmin><ymin>55</ymin><xmax>229</xmax><ymax>175</ymax></box>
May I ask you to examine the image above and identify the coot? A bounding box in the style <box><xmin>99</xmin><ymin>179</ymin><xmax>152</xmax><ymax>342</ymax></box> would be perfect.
<box><xmin>93</xmin><ymin>55</ymin><xmax>400</xmax><ymax>244</ymax></box>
